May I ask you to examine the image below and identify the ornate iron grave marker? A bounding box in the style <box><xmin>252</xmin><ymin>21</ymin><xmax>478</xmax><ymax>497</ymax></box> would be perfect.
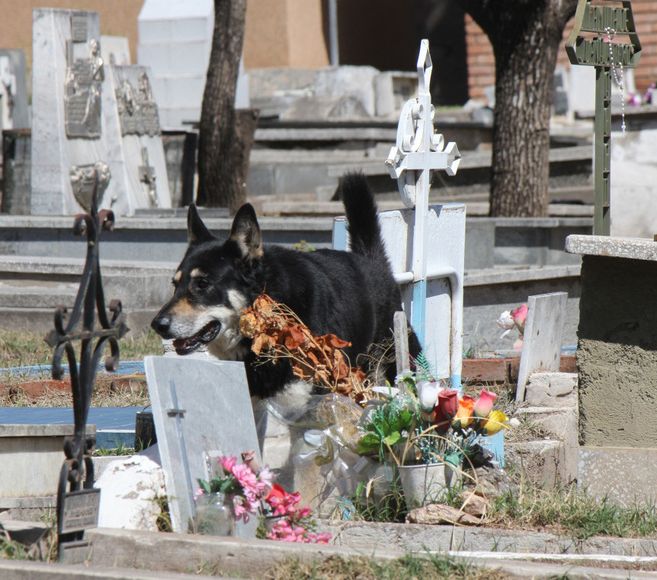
<box><xmin>566</xmin><ymin>0</ymin><xmax>641</xmax><ymax>235</ymax></box>
<box><xmin>385</xmin><ymin>39</ymin><xmax>461</xmax><ymax>350</ymax></box>
<box><xmin>45</xmin><ymin>161</ymin><xmax>128</xmax><ymax>558</ymax></box>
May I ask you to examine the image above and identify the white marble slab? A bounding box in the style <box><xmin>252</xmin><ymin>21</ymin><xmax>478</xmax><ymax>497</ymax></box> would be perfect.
<box><xmin>144</xmin><ymin>355</ymin><xmax>259</xmax><ymax>537</ymax></box>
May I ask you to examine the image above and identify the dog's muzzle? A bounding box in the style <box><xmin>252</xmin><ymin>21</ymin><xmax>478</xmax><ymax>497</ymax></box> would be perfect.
<box><xmin>151</xmin><ymin>315</ymin><xmax>222</xmax><ymax>356</ymax></box>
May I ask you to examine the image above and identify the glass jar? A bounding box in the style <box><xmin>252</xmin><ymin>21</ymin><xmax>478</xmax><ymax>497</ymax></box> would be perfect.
<box><xmin>194</xmin><ymin>492</ymin><xmax>235</xmax><ymax>536</ymax></box>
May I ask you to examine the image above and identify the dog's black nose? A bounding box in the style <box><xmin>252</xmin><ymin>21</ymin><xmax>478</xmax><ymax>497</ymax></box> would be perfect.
<box><xmin>151</xmin><ymin>315</ymin><xmax>171</xmax><ymax>337</ymax></box>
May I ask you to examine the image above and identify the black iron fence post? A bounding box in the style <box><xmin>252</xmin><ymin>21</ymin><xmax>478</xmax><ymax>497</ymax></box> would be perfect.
<box><xmin>45</xmin><ymin>162</ymin><xmax>129</xmax><ymax>558</ymax></box>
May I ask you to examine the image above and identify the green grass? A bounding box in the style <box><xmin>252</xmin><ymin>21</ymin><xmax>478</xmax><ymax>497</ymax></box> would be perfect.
<box><xmin>0</xmin><ymin>329</ymin><xmax>163</xmax><ymax>368</ymax></box>
<box><xmin>347</xmin><ymin>480</ymin><xmax>408</xmax><ymax>523</ymax></box>
<box><xmin>264</xmin><ymin>554</ymin><xmax>505</xmax><ymax>580</ymax></box>
<box><xmin>489</xmin><ymin>482</ymin><xmax>657</xmax><ymax>540</ymax></box>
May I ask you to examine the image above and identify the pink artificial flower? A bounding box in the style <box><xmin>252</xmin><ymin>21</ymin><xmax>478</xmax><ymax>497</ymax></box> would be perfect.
<box><xmin>231</xmin><ymin>463</ymin><xmax>259</xmax><ymax>502</ymax></box>
<box><xmin>473</xmin><ymin>389</ymin><xmax>497</xmax><ymax>418</ymax></box>
<box><xmin>256</xmin><ymin>465</ymin><xmax>274</xmax><ymax>494</ymax></box>
<box><xmin>511</xmin><ymin>304</ymin><xmax>528</xmax><ymax>332</ymax></box>
<box><xmin>219</xmin><ymin>455</ymin><xmax>237</xmax><ymax>474</ymax></box>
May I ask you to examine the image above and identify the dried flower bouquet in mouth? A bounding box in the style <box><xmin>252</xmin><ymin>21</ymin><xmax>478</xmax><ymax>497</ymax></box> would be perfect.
<box><xmin>239</xmin><ymin>293</ymin><xmax>371</xmax><ymax>404</ymax></box>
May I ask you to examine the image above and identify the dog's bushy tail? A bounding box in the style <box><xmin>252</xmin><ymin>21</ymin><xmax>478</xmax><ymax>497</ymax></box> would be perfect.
<box><xmin>340</xmin><ymin>172</ymin><xmax>388</xmax><ymax>263</ymax></box>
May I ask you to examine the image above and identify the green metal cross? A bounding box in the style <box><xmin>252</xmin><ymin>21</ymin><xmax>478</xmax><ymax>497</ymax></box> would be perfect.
<box><xmin>566</xmin><ymin>0</ymin><xmax>641</xmax><ymax>235</ymax></box>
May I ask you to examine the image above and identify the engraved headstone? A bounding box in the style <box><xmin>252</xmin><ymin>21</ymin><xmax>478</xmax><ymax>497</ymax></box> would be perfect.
<box><xmin>31</xmin><ymin>9</ymin><xmax>169</xmax><ymax>216</ymax></box>
<box><xmin>0</xmin><ymin>49</ymin><xmax>29</xmax><ymax>131</ymax></box>
<box><xmin>31</xmin><ymin>9</ymin><xmax>116</xmax><ymax>215</ymax></box>
<box><xmin>103</xmin><ymin>64</ymin><xmax>171</xmax><ymax>210</ymax></box>
<box><xmin>101</xmin><ymin>35</ymin><xmax>131</xmax><ymax>66</ymax></box>
<box><xmin>145</xmin><ymin>354</ymin><xmax>259</xmax><ymax>537</ymax></box>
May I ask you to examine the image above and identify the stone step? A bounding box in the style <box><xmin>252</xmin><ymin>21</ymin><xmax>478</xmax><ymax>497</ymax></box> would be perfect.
<box><xmin>0</xmin><ymin>282</ymin><xmax>78</xmax><ymax>308</ymax></box>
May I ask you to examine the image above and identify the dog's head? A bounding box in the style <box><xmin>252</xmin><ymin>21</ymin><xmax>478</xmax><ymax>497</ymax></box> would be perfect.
<box><xmin>150</xmin><ymin>203</ymin><xmax>263</xmax><ymax>359</ymax></box>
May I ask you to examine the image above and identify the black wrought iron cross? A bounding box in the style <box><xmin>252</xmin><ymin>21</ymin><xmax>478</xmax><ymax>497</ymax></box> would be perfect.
<box><xmin>46</xmin><ymin>161</ymin><xmax>129</xmax><ymax>558</ymax></box>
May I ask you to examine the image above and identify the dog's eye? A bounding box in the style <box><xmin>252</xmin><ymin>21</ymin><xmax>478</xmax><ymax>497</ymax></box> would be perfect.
<box><xmin>195</xmin><ymin>277</ymin><xmax>210</xmax><ymax>290</ymax></box>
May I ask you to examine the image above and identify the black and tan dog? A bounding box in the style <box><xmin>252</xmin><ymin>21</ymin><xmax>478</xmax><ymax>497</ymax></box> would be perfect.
<box><xmin>151</xmin><ymin>173</ymin><xmax>418</xmax><ymax>398</ymax></box>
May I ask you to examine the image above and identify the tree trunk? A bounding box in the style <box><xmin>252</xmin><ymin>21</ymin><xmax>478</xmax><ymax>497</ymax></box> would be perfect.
<box><xmin>197</xmin><ymin>0</ymin><xmax>248</xmax><ymax>212</ymax></box>
<box><xmin>457</xmin><ymin>1</ymin><xmax>577</xmax><ymax>217</ymax></box>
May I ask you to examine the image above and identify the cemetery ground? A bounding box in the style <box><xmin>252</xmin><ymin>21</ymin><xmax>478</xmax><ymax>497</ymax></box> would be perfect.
<box><xmin>3</xmin><ymin>330</ymin><xmax>657</xmax><ymax>577</ymax></box>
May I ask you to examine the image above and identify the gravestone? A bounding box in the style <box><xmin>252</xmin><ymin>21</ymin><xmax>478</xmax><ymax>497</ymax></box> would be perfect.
<box><xmin>31</xmin><ymin>9</ymin><xmax>116</xmax><ymax>215</ymax></box>
<box><xmin>101</xmin><ymin>35</ymin><xmax>131</xmax><ymax>66</ymax></box>
<box><xmin>515</xmin><ymin>292</ymin><xmax>568</xmax><ymax>402</ymax></box>
<box><xmin>0</xmin><ymin>49</ymin><xmax>29</xmax><ymax>131</ymax></box>
<box><xmin>103</xmin><ymin>64</ymin><xmax>172</xmax><ymax>211</ymax></box>
<box><xmin>32</xmin><ymin>9</ymin><xmax>169</xmax><ymax>216</ymax></box>
<box><xmin>145</xmin><ymin>354</ymin><xmax>260</xmax><ymax>537</ymax></box>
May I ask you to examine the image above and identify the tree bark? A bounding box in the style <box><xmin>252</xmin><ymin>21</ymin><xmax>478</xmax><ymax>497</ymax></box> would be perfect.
<box><xmin>197</xmin><ymin>0</ymin><xmax>249</xmax><ymax>212</ymax></box>
<box><xmin>457</xmin><ymin>0</ymin><xmax>577</xmax><ymax>217</ymax></box>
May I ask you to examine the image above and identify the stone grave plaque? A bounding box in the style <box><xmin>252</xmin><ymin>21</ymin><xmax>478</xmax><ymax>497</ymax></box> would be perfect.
<box><xmin>60</xmin><ymin>488</ymin><xmax>101</xmax><ymax>534</ymax></box>
<box><xmin>64</xmin><ymin>36</ymin><xmax>104</xmax><ymax>139</ymax></box>
<box><xmin>145</xmin><ymin>355</ymin><xmax>259</xmax><ymax>537</ymax></box>
<box><xmin>31</xmin><ymin>9</ymin><xmax>118</xmax><ymax>215</ymax></box>
<box><xmin>103</xmin><ymin>64</ymin><xmax>171</xmax><ymax>212</ymax></box>
<box><xmin>0</xmin><ymin>49</ymin><xmax>29</xmax><ymax>131</ymax></box>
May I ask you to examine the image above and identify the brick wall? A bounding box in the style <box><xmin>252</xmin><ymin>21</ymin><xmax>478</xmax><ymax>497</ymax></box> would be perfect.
<box><xmin>465</xmin><ymin>0</ymin><xmax>657</xmax><ymax>102</ymax></box>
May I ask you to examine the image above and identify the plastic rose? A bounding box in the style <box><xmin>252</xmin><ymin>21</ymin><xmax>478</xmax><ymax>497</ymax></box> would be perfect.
<box><xmin>482</xmin><ymin>410</ymin><xmax>509</xmax><ymax>436</ymax></box>
<box><xmin>511</xmin><ymin>304</ymin><xmax>528</xmax><ymax>332</ymax></box>
<box><xmin>496</xmin><ymin>310</ymin><xmax>515</xmax><ymax>338</ymax></box>
<box><xmin>451</xmin><ymin>395</ymin><xmax>475</xmax><ymax>430</ymax></box>
<box><xmin>433</xmin><ymin>389</ymin><xmax>459</xmax><ymax>432</ymax></box>
<box><xmin>417</xmin><ymin>381</ymin><xmax>443</xmax><ymax>413</ymax></box>
<box><xmin>473</xmin><ymin>389</ymin><xmax>497</xmax><ymax>419</ymax></box>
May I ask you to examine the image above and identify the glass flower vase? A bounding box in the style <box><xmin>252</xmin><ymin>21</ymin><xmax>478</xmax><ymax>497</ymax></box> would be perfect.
<box><xmin>194</xmin><ymin>492</ymin><xmax>235</xmax><ymax>536</ymax></box>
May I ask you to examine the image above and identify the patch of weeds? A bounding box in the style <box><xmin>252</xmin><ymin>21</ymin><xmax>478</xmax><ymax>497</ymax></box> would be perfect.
<box><xmin>489</xmin><ymin>482</ymin><xmax>657</xmax><ymax>540</ymax></box>
<box><xmin>505</xmin><ymin>416</ymin><xmax>552</xmax><ymax>443</ymax></box>
<box><xmin>154</xmin><ymin>495</ymin><xmax>173</xmax><ymax>533</ymax></box>
<box><xmin>292</xmin><ymin>240</ymin><xmax>316</xmax><ymax>252</ymax></box>
<box><xmin>0</xmin><ymin>329</ymin><xmax>163</xmax><ymax>368</ymax></box>
<box><xmin>92</xmin><ymin>443</ymin><xmax>136</xmax><ymax>456</ymax></box>
<box><xmin>347</xmin><ymin>479</ymin><xmax>407</xmax><ymax>523</ymax></box>
<box><xmin>0</xmin><ymin>532</ymin><xmax>30</xmax><ymax>560</ymax></box>
<box><xmin>264</xmin><ymin>554</ymin><xmax>505</xmax><ymax>580</ymax></box>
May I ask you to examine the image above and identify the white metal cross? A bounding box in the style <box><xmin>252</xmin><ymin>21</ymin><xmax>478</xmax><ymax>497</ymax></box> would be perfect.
<box><xmin>385</xmin><ymin>39</ymin><xmax>462</xmax><ymax>351</ymax></box>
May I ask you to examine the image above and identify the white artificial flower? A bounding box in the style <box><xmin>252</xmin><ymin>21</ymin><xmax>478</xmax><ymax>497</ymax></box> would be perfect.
<box><xmin>417</xmin><ymin>381</ymin><xmax>443</xmax><ymax>412</ymax></box>
<box><xmin>496</xmin><ymin>310</ymin><xmax>514</xmax><ymax>338</ymax></box>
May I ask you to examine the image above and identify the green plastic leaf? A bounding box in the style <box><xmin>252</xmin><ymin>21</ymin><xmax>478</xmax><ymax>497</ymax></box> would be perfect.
<box><xmin>357</xmin><ymin>433</ymin><xmax>381</xmax><ymax>454</ymax></box>
<box><xmin>383</xmin><ymin>431</ymin><xmax>401</xmax><ymax>447</ymax></box>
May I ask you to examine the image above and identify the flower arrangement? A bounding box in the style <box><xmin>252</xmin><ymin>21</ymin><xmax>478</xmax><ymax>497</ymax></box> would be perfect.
<box><xmin>263</xmin><ymin>483</ymin><xmax>331</xmax><ymax>544</ymax></box>
<box><xmin>497</xmin><ymin>303</ymin><xmax>528</xmax><ymax>351</ymax></box>
<box><xmin>356</xmin><ymin>372</ymin><xmax>510</xmax><ymax>469</ymax></box>
<box><xmin>196</xmin><ymin>451</ymin><xmax>273</xmax><ymax>523</ymax></box>
<box><xmin>195</xmin><ymin>450</ymin><xmax>330</xmax><ymax>544</ymax></box>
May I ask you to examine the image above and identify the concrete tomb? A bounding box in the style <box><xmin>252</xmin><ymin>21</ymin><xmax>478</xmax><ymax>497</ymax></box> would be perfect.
<box><xmin>566</xmin><ymin>234</ymin><xmax>657</xmax><ymax>505</ymax></box>
<box><xmin>145</xmin><ymin>354</ymin><xmax>260</xmax><ymax>537</ymax></box>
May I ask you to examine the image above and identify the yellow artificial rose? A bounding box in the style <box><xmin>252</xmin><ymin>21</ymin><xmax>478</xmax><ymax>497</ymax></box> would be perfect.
<box><xmin>482</xmin><ymin>410</ymin><xmax>509</xmax><ymax>436</ymax></box>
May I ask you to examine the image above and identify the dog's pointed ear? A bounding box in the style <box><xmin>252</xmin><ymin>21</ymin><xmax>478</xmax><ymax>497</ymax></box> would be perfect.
<box><xmin>229</xmin><ymin>203</ymin><xmax>263</xmax><ymax>261</ymax></box>
<box><xmin>187</xmin><ymin>204</ymin><xmax>215</xmax><ymax>244</ymax></box>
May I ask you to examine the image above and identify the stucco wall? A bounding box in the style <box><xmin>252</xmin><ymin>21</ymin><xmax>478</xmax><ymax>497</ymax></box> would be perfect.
<box><xmin>0</xmin><ymin>0</ymin><xmax>143</xmax><ymax>80</ymax></box>
<box><xmin>577</xmin><ymin>255</ymin><xmax>657</xmax><ymax>447</ymax></box>
<box><xmin>244</xmin><ymin>0</ymin><xmax>329</xmax><ymax>68</ymax></box>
